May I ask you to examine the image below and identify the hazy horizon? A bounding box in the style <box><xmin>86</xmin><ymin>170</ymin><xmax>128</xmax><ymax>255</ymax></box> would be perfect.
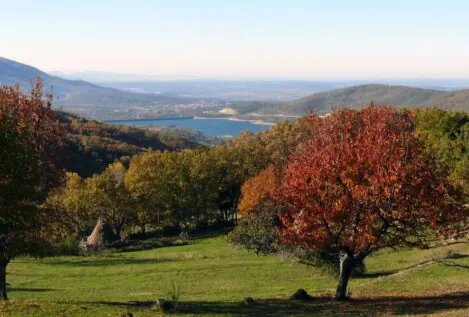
<box><xmin>47</xmin><ymin>69</ymin><xmax>469</xmax><ymax>81</ymax></box>
<box><xmin>2</xmin><ymin>0</ymin><xmax>469</xmax><ymax>78</ymax></box>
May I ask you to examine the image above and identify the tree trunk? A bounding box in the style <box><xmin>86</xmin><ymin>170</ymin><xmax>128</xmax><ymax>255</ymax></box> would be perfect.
<box><xmin>0</xmin><ymin>261</ymin><xmax>9</xmax><ymax>300</ymax></box>
<box><xmin>335</xmin><ymin>252</ymin><xmax>355</xmax><ymax>300</ymax></box>
<box><xmin>140</xmin><ymin>224</ymin><xmax>146</xmax><ymax>236</ymax></box>
<box><xmin>114</xmin><ymin>224</ymin><xmax>122</xmax><ymax>241</ymax></box>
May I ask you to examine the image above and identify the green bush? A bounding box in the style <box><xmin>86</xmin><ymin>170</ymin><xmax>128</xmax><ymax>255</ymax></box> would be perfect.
<box><xmin>40</xmin><ymin>236</ymin><xmax>80</xmax><ymax>256</ymax></box>
<box><xmin>228</xmin><ymin>203</ymin><xmax>365</xmax><ymax>276</ymax></box>
<box><xmin>228</xmin><ymin>204</ymin><xmax>280</xmax><ymax>255</ymax></box>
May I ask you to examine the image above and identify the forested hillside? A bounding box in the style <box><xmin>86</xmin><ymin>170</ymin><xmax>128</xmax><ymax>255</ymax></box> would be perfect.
<box><xmin>60</xmin><ymin>112</ymin><xmax>201</xmax><ymax>177</ymax></box>
<box><xmin>264</xmin><ymin>84</ymin><xmax>469</xmax><ymax>115</ymax></box>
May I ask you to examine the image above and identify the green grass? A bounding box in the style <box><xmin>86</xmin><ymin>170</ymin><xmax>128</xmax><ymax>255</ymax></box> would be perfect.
<box><xmin>3</xmin><ymin>235</ymin><xmax>469</xmax><ymax>316</ymax></box>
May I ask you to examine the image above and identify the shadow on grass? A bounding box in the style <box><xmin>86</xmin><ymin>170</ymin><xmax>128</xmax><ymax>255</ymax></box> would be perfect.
<box><xmin>8</xmin><ymin>287</ymin><xmax>55</xmax><ymax>293</ymax></box>
<box><xmin>360</xmin><ymin>252</ymin><xmax>469</xmax><ymax>280</ymax></box>
<box><xmin>118</xmin><ymin>241</ymin><xmax>189</xmax><ymax>253</ymax></box>
<box><xmin>83</xmin><ymin>300</ymin><xmax>155</xmax><ymax>308</ymax></box>
<box><xmin>188</xmin><ymin>227</ymin><xmax>233</xmax><ymax>241</ymax></box>
<box><xmin>357</xmin><ymin>271</ymin><xmax>396</xmax><ymax>279</ymax></box>
<box><xmin>117</xmin><ymin>228</ymin><xmax>231</xmax><ymax>253</ymax></box>
<box><xmin>82</xmin><ymin>292</ymin><xmax>469</xmax><ymax>316</ymax></box>
<box><xmin>437</xmin><ymin>253</ymin><xmax>469</xmax><ymax>269</ymax></box>
<box><xmin>44</xmin><ymin>257</ymin><xmax>178</xmax><ymax>267</ymax></box>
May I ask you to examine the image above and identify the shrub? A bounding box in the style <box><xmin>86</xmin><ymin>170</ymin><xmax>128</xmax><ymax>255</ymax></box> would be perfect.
<box><xmin>228</xmin><ymin>201</ymin><xmax>366</xmax><ymax>276</ymax></box>
<box><xmin>40</xmin><ymin>236</ymin><xmax>80</xmax><ymax>256</ymax></box>
<box><xmin>228</xmin><ymin>201</ymin><xmax>280</xmax><ymax>255</ymax></box>
<box><xmin>161</xmin><ymin>225</ymin><xmax>182</xmax><ymax>237</ymax></box>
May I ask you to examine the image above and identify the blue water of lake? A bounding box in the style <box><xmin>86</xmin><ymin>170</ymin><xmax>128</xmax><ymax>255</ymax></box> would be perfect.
<box><xmin>106</xmin><ymin>117</ymin><xmax>272</xmax><ymax>137</ymax></box>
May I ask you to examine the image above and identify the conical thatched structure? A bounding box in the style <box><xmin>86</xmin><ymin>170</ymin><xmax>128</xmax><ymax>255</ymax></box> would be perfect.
<box><xmin>86</xmin><ymin>219</ymin><xmax>105</xmax><ymax>248</ymax></box>
<box><xmin>79</xmin><ymin>219</ymin><xmax>121</xmax><ymax>253</ymax></box>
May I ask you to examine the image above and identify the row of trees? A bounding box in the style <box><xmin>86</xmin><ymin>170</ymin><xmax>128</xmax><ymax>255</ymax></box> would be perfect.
<box><xmin>45</xmin><ymin>118</ymin><xmax>312</xmax><ymax>241</ymax></box>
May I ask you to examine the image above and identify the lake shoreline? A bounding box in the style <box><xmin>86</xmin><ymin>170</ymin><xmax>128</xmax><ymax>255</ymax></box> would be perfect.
<box><xmin>106</xmin><ymin>115</ymin><xmax>275</xmax><ymax>126</ymax></box>
<box><xmin>103</xmin><ymin>117</ymin><xmax>272</xmax><ymax>137</ymax></box>
<box><xmin>193</xmin><ymin>116</ymin><xmax>275</xmax><ymax>126</ymax></box>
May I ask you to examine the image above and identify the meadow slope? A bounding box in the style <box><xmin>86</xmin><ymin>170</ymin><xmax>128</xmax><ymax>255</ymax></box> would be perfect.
<box><xmin>4</xmin><ymin>235</ymin><xmax>469</xmax><ymax>316</ymax></box>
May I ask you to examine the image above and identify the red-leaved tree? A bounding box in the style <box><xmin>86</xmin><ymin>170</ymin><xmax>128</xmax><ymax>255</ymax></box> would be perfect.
<box><xmin>0</xmin><ymin>79</ymin><xmax>64</xmax><ymax>300</ymax></box>
<box><xmin>276</xmin><ymin>105</ymin><xmax>466</xmax><ymax>300</ymax></box>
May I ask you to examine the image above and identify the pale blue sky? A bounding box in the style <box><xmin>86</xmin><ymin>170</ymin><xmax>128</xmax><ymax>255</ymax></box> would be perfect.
<box><xmin>1</xmin><ymin>0</ymin><xmax>468</xmax><ymax>78</ymax></box>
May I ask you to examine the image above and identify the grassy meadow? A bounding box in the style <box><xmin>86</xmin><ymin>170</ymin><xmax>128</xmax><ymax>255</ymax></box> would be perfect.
<box><xmin>2</xmin><ymin>234</ymin><xmax>469</xmax><ymax>317</ymax></box>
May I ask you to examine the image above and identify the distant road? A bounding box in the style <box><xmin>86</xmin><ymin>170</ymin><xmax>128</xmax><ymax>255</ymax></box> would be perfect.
<box><xmin>250</xmin><ymin>113</ymin><xmax>301</xmax><ymax>118</ymax></box>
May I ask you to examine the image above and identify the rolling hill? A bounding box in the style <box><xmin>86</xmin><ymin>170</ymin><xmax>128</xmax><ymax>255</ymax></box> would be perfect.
<box><xmin>4</xmin><ymin>57</ymin><xmax>469</xmax><ymax>119</ymax></box>
<box><xmin>0</xmin><ymin>57</ymin><xmax>191</xmax><ymax>109</ymax></box>
<box><xmin>263</xmin><ymin>84</ymin><xmax>469</xmax><ymax>115</ymax></box>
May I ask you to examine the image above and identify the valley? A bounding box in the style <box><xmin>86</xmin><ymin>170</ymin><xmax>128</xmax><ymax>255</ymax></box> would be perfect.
<box><xmin>4</xmin><ymin>57</ymin><xmax>469</xmax><ymax>126</ymax></box>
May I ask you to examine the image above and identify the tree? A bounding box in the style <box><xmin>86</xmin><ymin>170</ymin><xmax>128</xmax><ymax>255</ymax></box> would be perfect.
<box><xmin>261</xmin><ymin>117</ymin><xmax>311</xmax><ymax>171</ymax></box>
<box><xmin>276</xmin><ymin>105</ymin><xmax>466</xmax><ymax>300</ymax></box>
<box><xmin>0</xmin><ymin>80</ymin><xmax>64</xmax><ymax>300</ymax></box>
<box><xmin>415</xmin><ymin>108</ymin><xmax>469</xmax><ymax>201</ymax></box>
<box><xmin>228</xmin><ymin>166</ymin><xmax>282</xmax><ymax>256</ymax></box>
<box><xmin>220</xmin><ymin>119</ymin><xmax>311</xmax><ymax>221</ymax></box>
<box><xmin>178</xmin><ymin>149</ymin><xmax>221</xmax><ymax>228</ymax></box>
<box><xmin>44</xmin><ymin>172</ymin><xmax>90</xmax><ymax>239</ymax></box>
<box><xmin>228</xmin><ymin>202</ymin><xmax>280</xmax><ymax>255</ymax></box>
<box><xmin>127</xmin><ymin>148</ymin><xmax>242</xmax><ymax>230</ymax></box>
<box><xmin>126</xmin><ymin>151</ymin><xmax>166</xmax><ymax>229</ymax></box>
<box><xmin>238</xmin><ymin>165</ymin><xmax>278</xmax><ymax>216</ymax></box>
<box><xmin>126</xmin><ymin>151</ymin><xmax>184</xmax><ymax>229</ymax></box>
<box><xmin>85</xmin><ymin>162</ymin><xmax>135</xmax><ymax>240</ymax></box>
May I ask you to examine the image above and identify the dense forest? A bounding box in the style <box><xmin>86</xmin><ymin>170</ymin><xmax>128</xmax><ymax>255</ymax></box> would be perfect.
<box><xmin>262</xmin><ymin>84</ymin><xmax>469</xmax><ymax>115</ymax></box>
<box><xmin>59</xmin><ymin>112</ymin><xmax>201</xmax><ymax>177</ymax></box>
<box><xmin>0</xmin><ymin>82</ymin><xmax>468</xmax><ymax>302</ymax></box>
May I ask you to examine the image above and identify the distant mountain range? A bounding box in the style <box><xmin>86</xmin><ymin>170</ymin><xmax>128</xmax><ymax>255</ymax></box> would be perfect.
<box><xmin>0</xmin><ymin>57</ymin><xmax>192</xmax><ymax>109</ymax></box>
<box><xmin>49</xmin><ymin>71</ymin><xmax>176</xmax><ymax>83</ymax></box>
<box><xmin>2</xmin><ymin>57</ymin><xmax>469</xmax><ymax>120</ymax></box>
<box><xmin>259</xmin><ymin>84</ymin><xmax>469</xmax><ymax>115</ymax></box>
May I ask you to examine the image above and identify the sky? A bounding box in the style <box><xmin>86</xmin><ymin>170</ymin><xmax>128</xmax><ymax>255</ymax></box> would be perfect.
<box><xmin>1</xmin><ymin>0</ymin><xmax>469</xmax><ymax>78</ymax></box>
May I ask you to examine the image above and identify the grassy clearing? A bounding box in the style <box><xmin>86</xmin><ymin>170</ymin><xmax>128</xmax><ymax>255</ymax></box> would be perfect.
<box><xmin>2</xmin><ymin>235</ymin><xmax>469</xmax><ymax>316</ymax></box>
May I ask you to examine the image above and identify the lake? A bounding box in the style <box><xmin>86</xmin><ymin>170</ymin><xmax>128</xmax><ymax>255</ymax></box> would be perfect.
<box><xmin>106</xmin><ymin>117</ymin><xmax>272</xmax><ymax>137</ymax></box>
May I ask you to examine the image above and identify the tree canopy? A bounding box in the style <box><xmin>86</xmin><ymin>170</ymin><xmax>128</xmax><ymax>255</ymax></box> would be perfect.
<box><xmin>0</xmin><ymin>80</ymin><xmax>64</xmax><ymax>300</ymax></box>
<box><xmin>275</xmin><ymin>105</ymin><xmax>466</xmax><ymax>299</ymax></box>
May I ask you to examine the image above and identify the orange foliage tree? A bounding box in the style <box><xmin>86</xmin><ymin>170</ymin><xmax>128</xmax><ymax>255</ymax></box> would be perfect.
<box><xmin>276</xmin><ymin>105</ymin><xmax>466</xmax><ymax>300</ymax></box>
<box><xmin>229</xmin><ymin>165</ymin><xmax>282</xmax><ymax>255</ymax></box>
<box><xmin>0</xmin><ymin>79</ymin><xmax>64</xmax><ymax>300</ymax></box>
<box><xmin>238</xmin><ymin>165</ymin><xmax>278</xmax><ymax>216</ymax></box>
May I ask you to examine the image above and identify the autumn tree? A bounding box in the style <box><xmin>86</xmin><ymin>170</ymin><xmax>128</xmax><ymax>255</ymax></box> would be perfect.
<box><xmin>46</xmin><ymin>163</ymin><xmax>137</xmax><ymax>242</ymax></box>
<box><xmin>276</xmin><ymin>105</ymin><xmax>466</xmax><ymax>300</ymax></box>
<box><xmin>126</xmin><ymin>149</ymin><xmax>224</xmax><ymax>229</ymax></box>
<box><xmin>261</xmin><ymin>117</ymin><xmax>311</xmax><ymax>171</ymax></box>
<box><xmin>85</xmin><ymin>162</ymin><xmax>135</xmax><ymax>240</ymax></box>
<box><xmin>218</xmin><ymin>119</ymin><xmax>310</xmax><ymax>221</ymax></box>
<box><xmin>238</xmin><ymin>165</ymin><xmax>278</xmax><ymax>216</ymax></box>
<box><xmin>178</xmin><ymin>149</ymin><xmax>221</xmax><ymax>227</ymax></box>
<box><xmin>0</xmin><ymin>80</ymin><xmax>64</xmax><ymax>300</ymax></box>
<box><xmin>126</xmin><ymin>151</ymin><xmax>172</xmax><ymax>230</ymax></box>
<box><xmin>44</xmin><ymin>172</ymin><xmax>90</xmax><ymax>239</ymax></box>
<box><xmin>229</xmin><ymin>165</ymin><xmax>281</xmax><ymax>254</ymax></box>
